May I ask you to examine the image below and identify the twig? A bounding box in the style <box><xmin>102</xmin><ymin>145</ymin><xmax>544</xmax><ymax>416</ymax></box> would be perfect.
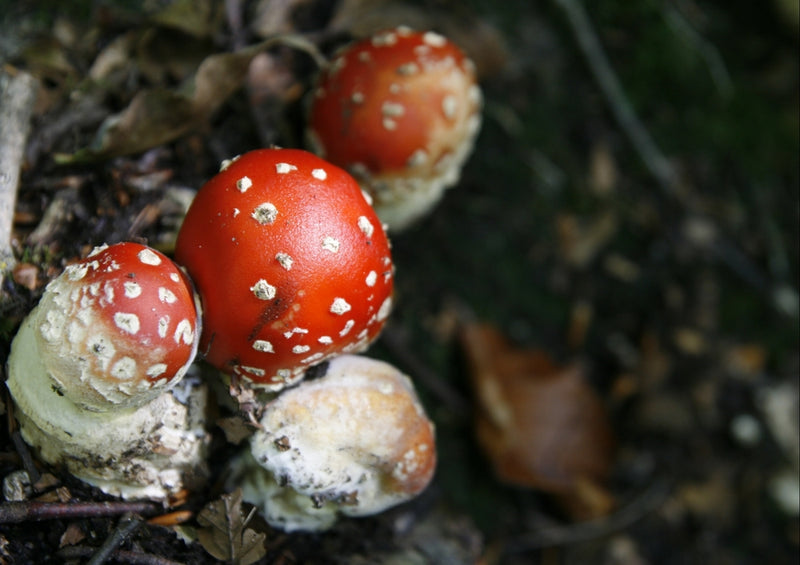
<box><xmin>57</xmin><ymin>545</ymin><xmax>184</xmax><ymax>565</ymax></box>
<box><xmin>0</xmin><ymin>500</ymin><xmax>160</xmax><ymax>523</ymax></box>
<box><xmin>661</xmin><ymin>2</ymin><xmax>733</xmax><ymax>96</ymax></box>
<box><xmin>10</xmin><ymin>430</ymin><xmax>40</xmax><ymax>485</ymax></box>
<box><xmin>552</xmin><ymin>0</ymin><xmax>678</xmax><ymax>194</ymax></box>
<box><xmin>87</xmin><ymin>513</ymin><xmax>143</xmax><ymax>565</ymax></box>
<box><xmin>0</xmin><ymin>66</ymin><xmax>38</xmax><ymax>281</ymax></box>
<box><xmin>500</xmin><ymin>478</ymin><xmax>671</xmax><ymax>553</ymax></box>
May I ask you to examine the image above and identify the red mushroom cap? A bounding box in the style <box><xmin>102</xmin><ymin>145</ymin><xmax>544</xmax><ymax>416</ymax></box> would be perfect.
<box><xmin>33</xmin><ymin>242</ymin><xmax>201</xmax><ymax>410</ymax></box>
<box><xmin>307</xmin><ymin>27</ymin><xmax>482</xmax><ymax>230</ymax></box>
<box><xmin>174</xmin><ymin>148</ymin><xmax>394</xmax><ymax>390</ymax></box>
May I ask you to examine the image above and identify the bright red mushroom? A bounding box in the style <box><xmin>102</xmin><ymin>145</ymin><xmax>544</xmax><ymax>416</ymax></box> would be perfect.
<box><xmin>307</xmin><ymin>27</ymin><xmax>482</xmax><ymax>231</ymax></box>
<box><xmin>174</xmin><ymin>148</ymin><xmax>394</xmax><ymax>390</ymax></box>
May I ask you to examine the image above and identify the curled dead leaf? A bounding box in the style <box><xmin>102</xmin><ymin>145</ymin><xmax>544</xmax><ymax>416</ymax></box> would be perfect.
<box><xmin>197</xmin><ymin>489</ymin><xmax>267</xmax><ymax>565</ymax></box>
<box><xmin>56</xmin><ymin>35</ymin><xmax>323</xmax><ymax>163</ymax></box>
<box><xmin>460</xmin><ymin>322</ymin><xmax>616</xmax><ymax>520</ymax></box>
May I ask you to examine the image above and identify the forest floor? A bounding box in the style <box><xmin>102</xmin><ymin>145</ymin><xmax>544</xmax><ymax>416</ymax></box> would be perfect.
<box><xmin>0</xmin><ymin>1</ymin><xmax>798</xmax><ymax>564</ymax></box>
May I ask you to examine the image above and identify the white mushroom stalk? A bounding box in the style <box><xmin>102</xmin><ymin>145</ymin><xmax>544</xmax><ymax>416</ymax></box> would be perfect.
<box><xmin>6</xmin><ymin>242</ymin><xmax>209</xmax><ymax>501</ymax></box>
<box><xmin>228</xmin><ymin>354</ymin><xmax>436</xmax><ymax>531</ymax></box>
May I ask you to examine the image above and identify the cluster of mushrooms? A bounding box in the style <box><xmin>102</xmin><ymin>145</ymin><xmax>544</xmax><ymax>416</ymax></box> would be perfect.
<box><xmin>6</xmin><ymin>27</ymin><xmax>481</xmax><ymax>532</ymax></box>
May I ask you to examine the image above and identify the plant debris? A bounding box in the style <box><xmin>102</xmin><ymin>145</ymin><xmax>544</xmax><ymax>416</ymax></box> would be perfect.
<box><xmin>196</xmin><ymin>489</ymin><xmax>267</xmax><ymax>565</ymax></box>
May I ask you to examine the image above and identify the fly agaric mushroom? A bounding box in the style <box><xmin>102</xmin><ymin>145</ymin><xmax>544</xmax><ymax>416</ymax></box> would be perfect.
<box><xmin>6</xmin><ymin>242</ymin><xmax>209</xmax><ymax>501</ymax></box>
<box><xmin>307</xmin><ymin>27</ymin><xmax>482</xmax><ymax>231</ymax></box>
<box><xmin>174</xmin><ymin>148</ymin><xmax>394</xmax><ymax>392</ymax></box>
<box><xmin>228</xmin><ymin>354</ymin><xmax>436</xmax><ymax>531</ymax></box>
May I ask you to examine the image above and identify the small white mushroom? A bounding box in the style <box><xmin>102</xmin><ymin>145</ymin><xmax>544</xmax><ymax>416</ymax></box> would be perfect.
<box><xmin>228</xmin><ymin>355</ymin><xmax>436</xmax><ymax>531</ymax></box>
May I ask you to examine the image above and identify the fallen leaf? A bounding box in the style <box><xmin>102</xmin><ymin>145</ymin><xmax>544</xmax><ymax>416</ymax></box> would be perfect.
<box><xmin>56</xmin><ymin>36</ymin><xmax>319</xmax><ymax>163</ymax></box>
<box><xmin>460</xmin><ymin>322</ymin><xmax>616</xmax><ymax>520</ymax></box>
<box><xmin>196</xmin><ymin>489</ymin><xmax>267</xmax><ymax>565</ymax></box>
<box><xmin>59</xmin><ymin>522</ymin><xmax>85</xmax><ymax>547</ymax></box>
<box><xmin>57</xmin><ymin>87</ymin><xmax>195</xmax><ymax>162</ymax></box>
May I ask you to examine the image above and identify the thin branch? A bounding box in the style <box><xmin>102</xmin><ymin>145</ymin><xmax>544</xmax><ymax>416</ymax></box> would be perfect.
<box><xmin>0</xmin><ymin>67</ymin><xmax>38</xmax><ymax>279</ymax></box>
<box><xmin>553</xmin><ymin>0</ymin><xmax>678</xmax><ymax>194</ymax></box>
<box><xmin>10</xmin><ymin>430</ymin><xmax>40</xmax><ymax>486</ymax></box>
<box><xmin>57</xmin><ymin>545</ymin><xmax>184</xmax><ymax>565</ymax></box>
<box><xmin>661</xmin><ymin>2</ymin><xmax>733</xmax><ymax>96</ymax></box>
<box><xmin>0</xmin><ymin>500</ymin><xmax>160</xmax><ymax>524</ymax></box>
<box><xmin>500</xmin><ymin>478</ymin><xmax>671</xmax><ymax>553</ymax></box>
<box><xmin>87</xmin><ymin>513</ymin><xmax>143</xmax><ymax>565</ymax></box>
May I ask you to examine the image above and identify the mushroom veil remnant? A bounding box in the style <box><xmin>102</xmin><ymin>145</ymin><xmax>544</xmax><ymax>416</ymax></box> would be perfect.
<box><xmin>175</xmin><ymin>148</ymin><xmax>394</xmax><ymax>391</ymax></box>
<box><xmin>228</xmin><ymin>355</ymin><xmax>436</xmax><ymax>531</ymax></box>
<box><xmin>6</xmin><ymin>242</ymin><xmax>209</xmax><ymax>501</ymax></box>
<box><xmin>307</xmin><ymin>27</ymin><xmax>483</xmax><ymax>231</ymax></box>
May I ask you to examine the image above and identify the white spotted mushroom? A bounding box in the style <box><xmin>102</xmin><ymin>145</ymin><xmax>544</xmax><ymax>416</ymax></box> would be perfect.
<box><xmin>5</xmin><ymin>242</ymin><xmax>209</xmax><ymax>501</ymax></box>
<box><xmin>174</xmin><ymin>148</ymin><xmax>394</xmax><ymax>392</ymax></box>
<box><xmin>307</xmin><ymin>27</ymin><xmax>483</xmax><ymax>231</ymax></box>
<box><xmin>228</xmin><ymin>354</ymin><xmax>436</xmax><ymax>531</ymax></box>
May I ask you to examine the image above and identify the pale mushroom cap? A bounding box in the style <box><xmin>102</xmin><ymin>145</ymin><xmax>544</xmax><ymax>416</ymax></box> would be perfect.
<box><xmin>13</xmin><ymin>243</ymin><xmax>201</xmax><ymax>411</ymax></box>
<box><xmin>308</xmin><ymin>27</ymin><xmax>483</xmax><ymax>230</ymax></box>
<box><xmin>235</xmin><ymin>354</ymin><xmax>436</xmax><ymax>531</ymax></box>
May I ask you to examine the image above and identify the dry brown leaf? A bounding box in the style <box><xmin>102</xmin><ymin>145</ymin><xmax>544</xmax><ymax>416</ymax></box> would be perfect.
<box><xmin>56</xmin><ymin>35</ymin><xmax>317</xmax><ymax>163</ymax></box>
<box><xmin>58</xmin><ymin>522</ymin><xmax>85</xmax><ymax>548</ymax></box>
<box><xmin>460</xmin><ymin>322</ymin><xmax>616</xmax><ymax>520</ymax></box>
<box><xmin>196</xmin><ymin>489</ymin><xmax>267</xmax><ymax>565</ymax></box>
